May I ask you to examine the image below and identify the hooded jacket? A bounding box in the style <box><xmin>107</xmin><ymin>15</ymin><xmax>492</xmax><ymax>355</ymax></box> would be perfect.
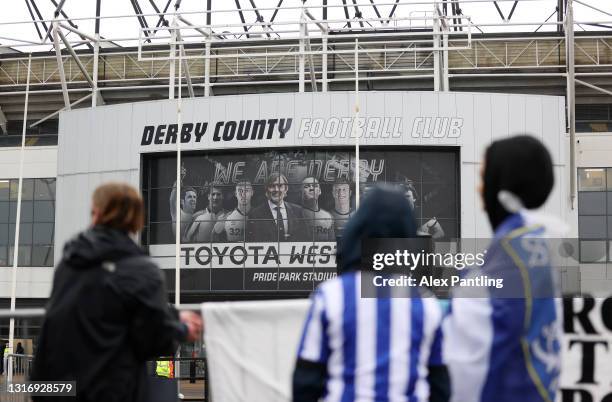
<box><xmin>31</xmin><ymin>226</ymin><xmax>186</xmax><ymax>402</ymax></box>
<box><xmin>336</xmin><ymin>185</ymin><xmax>418</xmax><ymax>274</ymax></box>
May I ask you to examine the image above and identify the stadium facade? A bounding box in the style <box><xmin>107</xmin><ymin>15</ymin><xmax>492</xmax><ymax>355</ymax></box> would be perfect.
<box><xmin>0</xmin><ymin>0</ymin><xmax>612</xmax><ymax>337</ymax></box>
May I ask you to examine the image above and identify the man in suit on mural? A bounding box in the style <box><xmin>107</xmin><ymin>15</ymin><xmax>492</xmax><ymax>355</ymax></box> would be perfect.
<box><xmin>247</xmin><ymin>173</ymin><xmax>308</xmax><ymax>242</ymax></box>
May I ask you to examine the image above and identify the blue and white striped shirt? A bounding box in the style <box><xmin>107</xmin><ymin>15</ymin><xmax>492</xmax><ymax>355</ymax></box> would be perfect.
<box><xmin>297</xmin><ymin>271</ymin><xmax>444</xmax><ymax>402</ymax></box>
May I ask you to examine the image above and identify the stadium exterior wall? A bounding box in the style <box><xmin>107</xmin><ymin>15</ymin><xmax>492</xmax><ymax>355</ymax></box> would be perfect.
<box><xmin>49</xmin><ymin>91</ymin><xmax>574</xmax><ymax>295</ymax></box>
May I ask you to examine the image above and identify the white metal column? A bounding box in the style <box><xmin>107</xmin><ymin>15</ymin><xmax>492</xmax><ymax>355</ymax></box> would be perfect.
<box><xmin>566</xmin><ymin>0</ymin><xmax>576</xmax><ymax>209</ymax></box>
<box><xmin>299</xmin><ymin>15</ymin><xmax>306</xmax><ymax>93</ymax></box>
<box><xmin>353</xmin><ymin>39</ymin><xmax>360</xmax><ymax>208</ymax></box>
<box><xmin>92</xmin><ymin>33</ymin><xmax>100</xmax><ymax>107</ymax></box>
<box><xmin>8</xmin><ymin>54</ymin><xmax>32</xmax><ymax>387</ymax></box>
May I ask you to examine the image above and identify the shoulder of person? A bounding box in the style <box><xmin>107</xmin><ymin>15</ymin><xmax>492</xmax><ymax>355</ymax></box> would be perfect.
<box><xmin>248</xmin><ymin>203</ymin><xmax>269</xmax><ymax>218</ymax></box>
<box><xmin>285</xmin><ymin>202</ymin><xmax>305</xmax><ymax>214</ymax></box>
<box><xmin>112</xmin><ymin>255</ymin><xmax>164</xmax><ymax>286</ymax></box>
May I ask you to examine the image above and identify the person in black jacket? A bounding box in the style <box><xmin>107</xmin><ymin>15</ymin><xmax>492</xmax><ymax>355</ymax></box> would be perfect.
<box><xmin>31</xmin><ymin>182</ymin><xmax>202</xmax><ymax>402</ymax></box>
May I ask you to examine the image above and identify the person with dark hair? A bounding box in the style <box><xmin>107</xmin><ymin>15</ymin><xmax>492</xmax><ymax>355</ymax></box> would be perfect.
<box><xmin>247</xmin><ymin>173</ymin><xmax>308</xmax><ymax>242</ymax></box>
<box><xmin>187</xmin><ymin>183</ymin><xmax>228</xmax><ymax>243</ymax></box>
<box><xmin>293</xmin><ymin>186</ymin><xmax>449</xmax><ymax>402</ymax></box>
<box><xmin>301</xmin><ymin>177</ymin><xmax>335</xmax><ymax>241</ymax></box>
<box><xmin>31</xmin><ymin>182</ymin><xmax>202</xmax><ymax>402</ymax></box>
<box><xmin>443</xmin><ymin>135</ymin><xmax>562</xmax><ymax>402</ymax></box>
<box><xmin>330</xmin><ymin>180</ymin><xmax>354</xmax><ymax>236</ymax></box>
<box><xmin>170</xmin><ymin>184</ymin><xmax>204</xmax><ymax>242</ymax></box>
<box><xmin>213</xmin><ymin>181</ymin><xmax>254</xmax><ymax>242</ymax></box>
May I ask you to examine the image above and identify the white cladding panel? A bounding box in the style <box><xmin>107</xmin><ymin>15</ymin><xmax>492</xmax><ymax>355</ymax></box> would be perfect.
<box><xmin>57</xmin><ymin>91</ymin><xmax>574</xmax><ymax>260</ymax></box>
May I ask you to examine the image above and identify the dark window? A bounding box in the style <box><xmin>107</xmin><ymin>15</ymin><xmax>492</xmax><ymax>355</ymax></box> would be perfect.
<box><xmin>578</xmin><ymin>168</ymin><xmax>612</xmax><ymax>262</ymax></box>
<box><xmin>0</xmin><ymin>178</ymin><xmax>56</xmax><ymax>267</ymax></box>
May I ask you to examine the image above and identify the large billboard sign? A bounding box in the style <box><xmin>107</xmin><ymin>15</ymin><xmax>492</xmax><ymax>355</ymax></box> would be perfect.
<box><xmin>56</xmin><ymin>91</ymin><xmax>570</xmax><ymax>294</ymax></box>
<box><xmin>143</xmin><ymin>148</ymin><xmax>459</xmax><ymax>292</ymax></box>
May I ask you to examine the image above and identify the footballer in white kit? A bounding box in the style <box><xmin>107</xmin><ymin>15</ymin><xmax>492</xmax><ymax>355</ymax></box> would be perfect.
<box><xmin>301</xmin><ymin>177</ymin><xmax>335</xmax><ymax>241</ymax></box>
<box><xmin>213</xmin><ymin>181</ymin><xmax>254</xmax><ymax>242</ymax></box>
<box><xmin>187</xmin><ymin>185</ymin><xmax>227</xmax><ymax>242</ymax></box>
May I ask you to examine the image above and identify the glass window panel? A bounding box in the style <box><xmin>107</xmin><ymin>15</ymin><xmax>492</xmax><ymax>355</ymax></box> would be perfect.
<box><xmin>0</xmin><ymin>246</ymin><xmax>6</xmax><ymax>266</ymax></box>
<box><xmin>34</xmin><ymin>179</ymin><xmax>55</xmax><ymax>200</ymax></box>
<box><xmin>578</xmin><ymin>168</ymin><xmax>606</xmax><ymax>191</ymax></box>
<box><xmin>31</xmin><ymin>246</ymin><xmax>54</xmax><ymax>267</ymax></box>
<box><xmin>580</xmin><ymin>240</ymin><xmax>607</xmax><ymax>263</ymax></box>
<box><xmin>608</xmin><ymin>192</ymin><xmax>612</xmax><ymax>215</ymax></box>
<box><xmin>578</xmin><ymin>216</ymin><xmax>607</xmax><ymax>239</ymax></box>
<box><xmin>9</xmin><ymin>201</ymin><xmax>34</xmax><ymax>223</ymax></box>
<box><xmin>422</xmin><ymin>182</ymin><xmax>458</xmax><ymax>220</ymax></box>
<box><xmin>9</xmin><ymin>223</ymin><xmax>33</xmax><ymax>245</ymax></box>
<box><xmin>609</xmin><ymin>241</ymin><xmax>612</xmax><ymax>263</ymax></box>
<box><xmin>148</xmin><ymin>156</ymin><xmax>178</xmax><ymax>189</ymax></box>
<box><xmin>0</xmin><ymin>202</ymin><xmax>8</xmax><ymax>223</ymax></box>
<box><xmin>8</xmin><ymin>245</ymin><xmax>31</xmax><ymax>266</ymax></box>
<box><xmin>421</xmin><ymin>152</ymin><xmax>457</xmax><ymax>184</ymax></box>
<box><xmin>33</xmin><ymin>201</ymin><xmax>55</xmax><ymax>222</ymax></box>
<box><xmin>578</xmin><ymin>192</ymin><xmax>607</xmax><ymax>215</ymax></box>
<box><xmin>149</xmin><ymin>222</ymin><xmax>175</xmax><ymax>245</ymax></box>
<box><xmin>33</xmin><ymin>223</ymin><xmax>54</xmax><ymax>245</ymax></box>
<box><xmin>150</xmin><ymin>188</ymin><xmax>173</xmax><ymax>224</ymax></box>
<box><xmin>9</xmin><ymin>179</ymin><xmax>34</xmax><ymax>200</ymax></box>
<box><xmin>608</xmin><ymin>216</ymin><xmax>612</xmax><ymax>239</ymax></box>
<box><xmin>0</xmin><ymin>180</ymin><xmax>9</xmax><ymax>201</ymax></box>
<box><xmin>608</xmin><ymin>168</ymin><xmax>612</xmax><ymax>190</ymax></box>
<box><xmin>0</xmin><ymin>224</ymin><xmax>8</xmax><ymax>245</ymax></box>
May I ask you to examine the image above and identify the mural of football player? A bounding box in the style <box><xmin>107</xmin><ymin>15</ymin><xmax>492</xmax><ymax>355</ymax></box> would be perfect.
<box><xmin>301</xmin><ymin>177</ymin><xmax>335</xmax><ymax>241</ymax></box>
<box><xmin>170</xmin><ymin>183</ymin><xmax>205</xmax><ymax>242</ymax></box>
<box><xmin>399</xmin><ymin>181</ymin><xmax>445</xmax><ymax>239</ymax></box>
<box><xmin>187</xmin><ymin>184</ymin><xmax>228</xmax><ymax>243</ymax></box>
<box><xmin>330</xmin><ymin>180</ymin><xmax>354</xmax><ymax>236</ymax></box>
<box><xmin>213</xmin><ymin>181</ymin><xmax>254</xmax><ymax>242</ymax></box>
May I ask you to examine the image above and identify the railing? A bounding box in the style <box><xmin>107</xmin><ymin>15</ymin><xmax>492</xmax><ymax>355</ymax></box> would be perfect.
<box><xmin>0</xmin><ymin>306</ymin><xmax>206</xmax><ymax>402</ymax></box>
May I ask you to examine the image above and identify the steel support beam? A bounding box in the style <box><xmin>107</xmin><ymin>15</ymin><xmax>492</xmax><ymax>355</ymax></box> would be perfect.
<box><xmin>387</xmin><ymin>0</ymin><xmax>400</xmax><ymax>25</ymax></box>
<box><xmin>351</xmin><ymin>0</ymin><xmax>365</xmax><ymax>28</ymax></box>
<box><xmin>28</xmin><ymin>0</ymin><xmax>52</xmax><ymax>42</ymax></box>
<box><xmin>57</xmin><ymin>29</ymin><xmax>95</xmax><ymax>89</ymax></box>
<box><xmin>153</xmin><ymin>0</ymin><xmax>173</xmax><ymax>35</ymax></box>
<box><xmin>51</xmin><ymin>0</ymin><xmax>94</xmax><ymax>50</ymax></box>
<box><xmin>341</xmin><ymin>0</ymin><xmax>352</xmax><ymax>28</ymax></box>
<box><xmin>269</xmin><ymin>0</ymin><xmax>284</xmax><ymax>24</ymax></box>
<box><xmin>95</xmin><ymin>0</ymin><xmax>102</xmax><ymax>34</ymax></box>
<box><xmin>52</xmin><ymin>22</ymin><xmax>70</xmax><ymax>109</ymax></box>
<box><xmin>557</xmin><ymin>0</ymin><xmax>565</xmax><ymax>33</ymax></box>
<box><xmin>130</xmin><ymin>0</ymin><xmax>152</xmax><ymax>42</ymax></box>
<box><xmin>249</xmin><ymin>0</ymin><xmax>272</xmax><ymax>38</ymax></box>
<box><xmin>566</xmin><ymin>0</ymin><xmax>576</xmax><ymax>209</ymax></box>
<box><xmin>148</xmin><ymin>0</ymin><xmax>169</xmax><ymax>30</ymax></box>
<box><xmin>575</xmin><ymin>79</ymin><xmax>612</xmax><ymax>97</ymax></box>
<box><xmin>43</xmin><ymin>0</ymin><xmax>67</xmax><ymax>42</ymax></box>
<box><xmin>299</xmin><ymin>16</ymin><xmax>306</xmax><ymax>92</ymax></box>
<box><xmin>169</xmin><ymin>18</ymin><xmax>177</xmax><ymax>99</ymax></box>
<box><xmin>494</xmin><ymin>2</ymin><xmax>506</xmax><ymax>21</ymax></box>
<box><xmin>204</xmin><ymin>31</ymin><xmax>211</xmax><ymax>97</ymax></box>
<box><xmin>369</xmin><ymin>0</ymin><xmax>382</xmax><ymax>19</ymax></box>
<box><xmin>24</xmin><ymin>0</ymin><xmax>44</xmax><ymax>40</ymax></box>
<box><xmin>507</xmin><ymin>1</ymin><xmax>519</xmax><ymax>21</ymax></box>
<box><xmin>302</xmin><ymin>15</ymin><xmax>318</xmax><ymax>92</ymax></box>
<box><xmin>30</xmin><ymin>93</ymin><xmax>93</xmax><ymax>128</ymax></box>
<box><xmin>323</xmin><ymin>0</ymin><xmax>327</xmax><ymax>21</ymax></box>
<box><xmin>176</xmin><ymin>31</ymin><xmax>195</xmax><ymax>98</ymax></box>
<box><xmin>234</xmin><ymin>0</ymin><xmax>250</xmax><ymax>38</ymax></box>
<box><xmin>206</xmin><ymin>0</ymin><xmax>212</xmax><ymax>25</ymax></box>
